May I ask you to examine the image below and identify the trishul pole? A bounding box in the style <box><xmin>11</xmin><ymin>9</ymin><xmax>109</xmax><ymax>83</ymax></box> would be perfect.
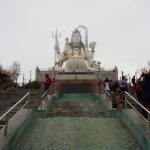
<box><xmin>52</xmin><ymin>29</ymin><xmax>61</xmax><ymax>66</ymax></box>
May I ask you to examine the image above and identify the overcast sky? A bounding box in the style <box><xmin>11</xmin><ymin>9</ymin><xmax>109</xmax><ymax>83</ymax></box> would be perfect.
<box><xmin>0</xmin><ymin>0</ymin><xmax>150</xmax><ymax>83</ymax></box>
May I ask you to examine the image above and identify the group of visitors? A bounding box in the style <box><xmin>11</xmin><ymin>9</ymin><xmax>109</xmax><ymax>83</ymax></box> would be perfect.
<box><xmin>131</xmin><ymin>72</ymin><xmax>150</xmax><ymax>118</ymax></box>
<box><xmin>43</xmin><ymin>72</ymin><xmax>149</xmax><ymax>118</ymax></box>
<box><xmin>103</xmin><ymin>78</ymin><xmax>112</xmax><ymax>95</ymax></box>
<box><xmin>102</xmin><ymin>76</ymin><xmax>128</xmax><ymax>95</ymax></box>
<box><xmin>101</xmin><ymin>76</ymin><xmax>128</xmax><ymax>109</ymax></box>
<box><xmin>99</xmin><ymin>72</ymin><xmax>150</xmax><ymax>117</ymax></box>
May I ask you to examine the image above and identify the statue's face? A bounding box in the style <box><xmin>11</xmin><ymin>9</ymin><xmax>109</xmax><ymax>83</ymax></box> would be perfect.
<box><xmin>72</xmin><ymin>33</ymin><xmax>81</xmax><ymax>44</ymax></box>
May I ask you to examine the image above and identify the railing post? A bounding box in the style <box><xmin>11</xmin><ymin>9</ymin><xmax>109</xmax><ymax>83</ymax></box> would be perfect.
<box><xmin>41</xmin><ymin>97</ymin><xmax>43</xmax><ymax>110</ymax></box>
<box><xmin>148</xmin><ymin>113</ymin><xmax>150</xmax><ymax>128</ymax></box>
<box><xmin>4</xmin><ymin>115</ymin><xmax>8</xmax><ymax>136</ymax></box>
<box><xmin>28</xmin><ymin>93</ymin><xmax>30</xmax><ymax>108</ymax></box>
<box><xmin>124</xmin><ymin>92</ymin><xmax>127</xmax><ymax>109</ymax></box>
<box><xmin>0</xmin><ymin>92</ymin><xmax>30</xmax><ymax>136</ymax></box>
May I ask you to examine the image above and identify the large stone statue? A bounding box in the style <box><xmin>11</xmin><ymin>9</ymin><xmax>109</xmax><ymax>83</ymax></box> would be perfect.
<box><xmin>36</xmin><ymin>27</ymin><xmax>118</xmax><ymax>82</ymax></box>
<box><xmin>56</xmin><ymin>29</ymin><xmax>96</xmax><ymax>72</ymax></box>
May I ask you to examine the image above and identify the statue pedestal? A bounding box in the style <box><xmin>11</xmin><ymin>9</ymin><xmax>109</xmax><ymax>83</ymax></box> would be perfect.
<box><xmin>54</xmin><ymin>72</ymin><xmax>97</xmax><ymax>95</ymax></box>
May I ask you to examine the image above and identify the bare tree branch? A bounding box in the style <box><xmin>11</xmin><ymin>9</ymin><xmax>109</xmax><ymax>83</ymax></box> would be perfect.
<box><xmin>9</xmin><ymin>61</ymin><xmax>21</xmax><ymax>83</ymax></box>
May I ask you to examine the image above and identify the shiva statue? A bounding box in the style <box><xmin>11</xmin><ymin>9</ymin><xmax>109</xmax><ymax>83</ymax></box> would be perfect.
<box><xmin>54</xmin><ymin>28</ymin><xmax>98</xmax><ymax>72</ymax></box>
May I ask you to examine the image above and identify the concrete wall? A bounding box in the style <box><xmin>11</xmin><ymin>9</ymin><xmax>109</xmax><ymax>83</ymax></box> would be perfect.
<box><xmin>35</xmin><ymin>69</ymin><xmax>118</xmax><ymax>82</ymax></box>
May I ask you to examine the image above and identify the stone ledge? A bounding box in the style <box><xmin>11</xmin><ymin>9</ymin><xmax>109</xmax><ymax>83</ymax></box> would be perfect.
<box><xmin>0</xmin><ymin>109</ymin><xmax>32</xmax><ymax>150</ymax></box>
<box><xmin>122</xmin><ymin>109</ymin><xmax>150</xmax><ymax>150</ymax></box>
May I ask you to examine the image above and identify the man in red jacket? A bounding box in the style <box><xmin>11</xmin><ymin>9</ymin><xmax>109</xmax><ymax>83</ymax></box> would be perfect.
<box><xmin>43</xmin><ymin>74</ymin><xmax>53</xmax><ymax>92</ymax></box>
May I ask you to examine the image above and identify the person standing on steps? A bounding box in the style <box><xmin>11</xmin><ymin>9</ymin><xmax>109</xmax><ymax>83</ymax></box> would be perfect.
<box><xmin>132</xmin><ymin>75</ymin><xmax>136</xmax><ymax>89</ymax></box>
<box><xmin>42</xmin><ymin>74</ymin><xmax>53</xmax><ymax>92</ymax></box>
<box><xmin>140</xmin><ymin>72</ymin><xmax>150</xmax><ymax>119</ymax></box>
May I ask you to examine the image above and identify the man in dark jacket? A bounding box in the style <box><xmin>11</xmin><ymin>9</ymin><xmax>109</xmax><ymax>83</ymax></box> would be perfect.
<box><xmin>141</xmin><ymin>72</ymin><xmax>150</xmax><ymax>118</ymax></box>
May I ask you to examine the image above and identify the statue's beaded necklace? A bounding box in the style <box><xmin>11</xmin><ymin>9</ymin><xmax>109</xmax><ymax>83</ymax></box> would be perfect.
<box><xmin>72</xmin><ymin>48</ymin><xmax>81</xmax><ymax>56</ymax></box>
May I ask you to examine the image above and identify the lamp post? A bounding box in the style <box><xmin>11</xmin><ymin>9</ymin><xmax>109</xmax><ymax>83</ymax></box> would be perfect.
<box><xmin>121</xmin><ymin>71</ymin><xmax>124</xmax><ymax>78</ymax></box>
<box><xmin>22</xmin><ymin>73</ymin><xmax>25</xmax><ymax>86</ymax></box>
<box><xmin>29</xmin><ymin>71</ymin><xmax>32</xmax><ymax>82</ymax></box>
<box><xmin>148</xmin><ymin>61</ymin><xmax>150</xmax><ymax>71</ymax></box>
<box><xmin>98</xmin><ymin>61</ymin><xmax>101</xmax><ymax>79</ymax></box>
<box><xmin>53</xmin><ymin>66</ymin><xmax>56</xmax><ymax>79</ymax></box>
<box><xmin>135</xmin><ymin>72</ymin><xmax>137</xmax><ymax>80</ymax></box>
<box><xmin>128</xmin><ymin>73</ymin><xmax>131</xmax><ymax>84</ymax></box>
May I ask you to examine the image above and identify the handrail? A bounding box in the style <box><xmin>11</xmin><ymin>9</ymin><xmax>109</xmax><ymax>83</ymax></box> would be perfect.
<box><xmin>0</xmin><ymin>92</ymin><xmax>30</xmax><ymax>121</ymax></box>
<box><xmin>101</xmin><ymin>87</ymin><xmax>112</xmax><ymax>100</ymax></box>
<box><xmin>41</xmin><ymin>89</ymin><xmax>49</xmax><ymax>99</ymax></box>
<box><xmin>102</xmin><ymin>87</ymin><xmax>111</xmax><ymax>97</ymax></box>
<box><xmin>40</xmin><ymin>83</ymin><xmax>55</xmax><ymax>110</ymax></box>
<box><xmin>125</xmin><ymin>91</ymin><xmax>150</xmax><ymax>126</ymax></box>
<box><xmin>101</xmin><ymin>87</ymin><xmax>112</xmax><ymax>109</ymax></box>
<box><xmin>40</xmin><ymin>88</ymin><xmax>50</xmax><ymax>110</ymax></box>
<box><xmin>0</xmin><ymin>92</ymin><xmax>30</xmax><ymax>135</ymax></box>
<box><xmin>125</xmin><ymin>92</ymin><xmax>150</xmax><ymax>114</ymax></box>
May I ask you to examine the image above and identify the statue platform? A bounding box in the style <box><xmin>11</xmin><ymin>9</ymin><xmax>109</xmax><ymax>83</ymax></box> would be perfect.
<box><xmin>54</xmin><ymin>72</ymin><xmax>97</xmax><ymax>95</ymax></box>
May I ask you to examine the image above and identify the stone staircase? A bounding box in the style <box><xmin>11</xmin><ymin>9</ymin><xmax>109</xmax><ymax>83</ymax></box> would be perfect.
<box><xmin>48</xmin><ymin>94</ymin><xmax>103</xmax><ymax>117</ymax></box>
<box><xmin>0</xmin><ymin>89</ymin><xmax>44</xmax><ymax>129</ymax></box>
<box><xmin>125</xmin><ymin>93</ymin><xmax>143</xmax><ymax>114</ymax></box>
<box><xmin>14</xmin><ymin>94</ymin><xmax>141</xmax><ymax>150</ymax></box>
<box><xmin>25</xmin><ymin>89</ymin><xmax>44</xmax><ymax>109</ymax></box>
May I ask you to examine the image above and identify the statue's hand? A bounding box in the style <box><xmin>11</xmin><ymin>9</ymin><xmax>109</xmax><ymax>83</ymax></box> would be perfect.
<box><xmin>89</xmin><ymin>41</ymin><xmax>96</xmax><ymax>50</ymax></box>
<box><xmin>55</xmin><ymin>62</ymin><xmax>58</xmax><ymax>65</ymax></box>
<box><xmin>55</xmin><ymin>60</ymin><xmax>64</xmax><ymax>67</ymax></box>
<box><xmin>92</xmin><ymin>61</ymin><xmax>101</xmax><ymax>69</ymax></box>
<box><xmin>88</xmin><ymin>61</ymin><xmax>94</xmax><ymax>67</ymax></box>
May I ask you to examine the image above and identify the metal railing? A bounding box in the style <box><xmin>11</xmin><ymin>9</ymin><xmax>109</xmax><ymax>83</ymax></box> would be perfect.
<box><xmin>101</xmin><ymin>87</ymin><xmax>112</xmax><ymax>109</ymax></box>
<box><xmin>125</xmin><ymin>91</ymin><xmax>150</xmax><ymax>127</ymax></box>
<box><xmin>40</xmin><ymin>83</ymin><xmax>55</xmax><ymax>110</ymax></box>
<box><xmin>40</xmin><ymin>89</ymin><xmax>50</xmax><ymax>110</ymax></box>
<box><xmin>0</xmin><ymin>92</ymin><xmax>30</xmax><ymax>136</ymax></box>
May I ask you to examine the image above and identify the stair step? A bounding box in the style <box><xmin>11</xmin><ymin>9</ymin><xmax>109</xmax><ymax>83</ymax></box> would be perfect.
<box><xmin>48</xmin><ymin>99</ymin><xmax>103</xmax><ymax>118</ymax></box>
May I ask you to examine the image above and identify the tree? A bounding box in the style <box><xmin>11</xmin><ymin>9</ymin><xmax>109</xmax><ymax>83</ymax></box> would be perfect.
<box><xmin>0</xmin><ymin>65</ymin><xmax>11</xmax><ymax>92</ymax></box>
<box><xmin>9</xmin><ymin>61</ymin><xmax>21</xmax><ymax>84</ymax></box>
<box><xmin>135</xmin><ymin>61</ymin><xmax>150</xmax><ymax>77</ymax></box>
<box><xmin>0</xmin><ymin>64</ymin><xmax>3</xmax><ymax>68</ymax></box>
